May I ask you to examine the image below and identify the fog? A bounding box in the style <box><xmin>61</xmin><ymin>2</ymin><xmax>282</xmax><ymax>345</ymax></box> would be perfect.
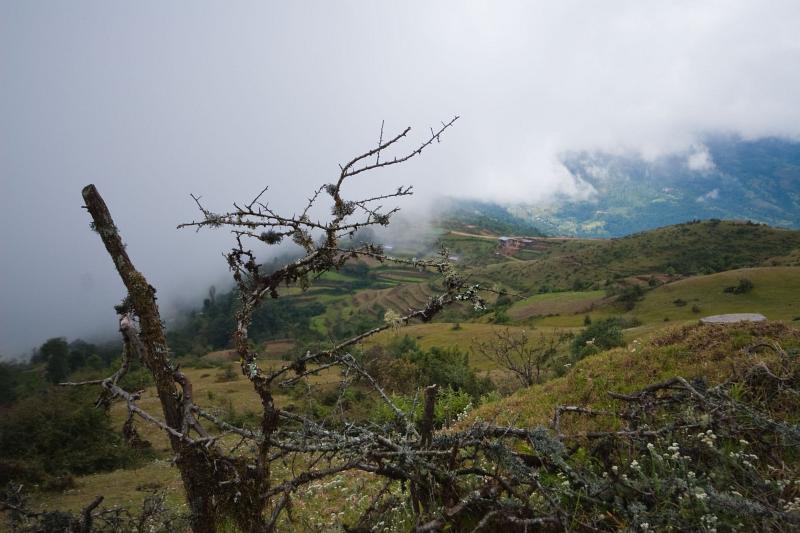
<box><xmin>2</xmin><ymin>1</ymin><xmax>800</xmax><ymax>356</ymax></box>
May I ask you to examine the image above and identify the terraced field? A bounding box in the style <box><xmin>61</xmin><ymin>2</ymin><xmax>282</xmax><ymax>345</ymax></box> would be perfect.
<box><xmin>350</xmin><ymin>281</ymin><xmax>437</xmax><ymax>316</ymax></box>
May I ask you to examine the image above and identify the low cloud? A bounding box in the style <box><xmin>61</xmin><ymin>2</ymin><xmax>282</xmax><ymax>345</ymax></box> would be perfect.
<box><xmin>697</xmin><ymin>188</ymin><xmax>721</xmax><ymax>202</ymax></box>
<box><xmin>687</xmin><ymin>145</ymin><xmax>716</xmax><ymax>172</ymax></box>
<box><xmin>2</xmin><ymin>1</ymin><xmax>800</xmax><ymax>355</ymax></box>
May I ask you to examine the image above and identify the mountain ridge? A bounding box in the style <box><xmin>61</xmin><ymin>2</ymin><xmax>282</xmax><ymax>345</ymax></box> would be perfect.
<box><xmin>443</xmin><ymin>137</ymin><xmax>800</xmax><ymax>237</ymax></box>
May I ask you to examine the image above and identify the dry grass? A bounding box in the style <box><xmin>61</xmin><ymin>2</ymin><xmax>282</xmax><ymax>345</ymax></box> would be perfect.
<box><xmin>466</xmin><ymin>321</ymin><xmax>800</xmax><ymax>434</ymax></box>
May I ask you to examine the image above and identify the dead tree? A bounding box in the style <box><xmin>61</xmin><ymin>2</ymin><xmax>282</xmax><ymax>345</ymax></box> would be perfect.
<box><xmin>81</xmin><ymin>185</ymin><xmax>232</xmax><ymax>531</ymax></box>
<box><xmin>76</xmin><ymin>116</ymin><xmax>589</xmax><ymax>530</ymax></box>
<box><xmin>74</xmin><ymin>118</ymin><xmax>495</xmax><ymax>531</ymax></box>
<box><xmin>472</xmin><ymin>329</ymin><xmax>567</xmax><ymax>387</ymax></box>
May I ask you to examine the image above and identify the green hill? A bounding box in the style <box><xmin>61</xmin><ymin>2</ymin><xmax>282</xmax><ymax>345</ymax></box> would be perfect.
<box><xmin>526</xmin><ymin>266</ymin><xmax>800</xmax><ymax>329</ymax></box>
<box><xmin>617</xmin><ymin>266</ymin><xmax>800</xmax><ymax>323</ymax></box>
<box><xmin>475</xmin><ymin>220</ymin><xmax>800</xmax><ymax>294</ymax></box>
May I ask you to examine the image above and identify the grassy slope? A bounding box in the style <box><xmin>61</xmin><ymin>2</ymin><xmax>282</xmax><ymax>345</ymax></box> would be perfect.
<box><xmin>32</xmin><ymin>323</ymin><xmax>543</xmax><ymax>518</ymax></box>
<box><xmin>31</xmin><ymin>322</ymin><xmax>529</xmax><ymax>515</ymax></box>
<box><xmin>507</xmin><ymin>290</ymin><xmax>607</xmax><ymax>320</ymax></box>
<box><xmin>532</xmin><ymin>266</ymin><xmax>800</xmax><ymax>329</ymax></box>
<box><xmin>622</xmin><ymin>266</ymin><xmax>800</xmax><ymax>322</ymax></box>
<box><xmin>32</xmin><ymin>322</ymin><xmax>800</xmax><ymax>518</ymax></box>
<box><xmin>767</xmin><ymin>247</ymin><xmax>800</xmax><ymax>266</ymax></box>
<box><xmin>467</xmin><ymin>321</ymin><xmax>800</xmax><ymax>433</ymax></box>
<box><xmin>369</xmin><ymin>234</ymin><xmax>800</xmax><ymax>389</ymax></box>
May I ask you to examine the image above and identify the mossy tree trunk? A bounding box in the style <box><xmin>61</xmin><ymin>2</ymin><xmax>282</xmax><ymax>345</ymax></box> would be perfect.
<box><xmin>82</xmin><ymin>184</ymin><xmax>237</xmax><ymax>532</ymax></box>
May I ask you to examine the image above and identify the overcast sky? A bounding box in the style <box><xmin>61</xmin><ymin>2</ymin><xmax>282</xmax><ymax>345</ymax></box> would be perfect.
<box><xmin>2</xmin><ymin>1</ymin><xmax>800</xmax><ymax>356</ymax></box>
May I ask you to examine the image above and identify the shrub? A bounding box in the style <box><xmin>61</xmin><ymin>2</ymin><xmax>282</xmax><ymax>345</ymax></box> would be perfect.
<box><xmin>360</xmin><ymin>346</ymin><xmax>420</xmax><ymax>393</ymax></box>
<box><xmin>0</xmin><ymin>388</ymin><xmax>139</xmax><ymax>486</ymax></box>
<box><xmin>217</xmin><ymin>398</ymin><xmax>260</xmax><ymax>430</ymax></box>
<box><xmin>571</xmin><ymin>318</ymin><xmax>627</xmax><ymax>359</ymax></box>
<box><xmin>612</xmin><ymin>284</ymin><xmax>646</xmax><ymax>310</ymax></box>
<box><xmin>375</xmin><ymin>386</ymin><xmax>474</xmax><ymax>428</ymax></box>
<box><xmin>493</xmin><ymin>308</ymin><xmax>510</xmax><ymax>324</ymax></box>
<box><xmin>361</xmin><ymin>337</ymin><xmax>492</xmax><ymax>398</ymax></box>
<box><xmin>119</xmin><ymin>366</ymin><xmax>154</xmax><ymax>391</ymax></box>
<box><xmin>724</xmin><ymin>278</ymin><xmax>754</xmax><ymax>294</ymax></box>
<box><xmin>215</xmin><ymin>364</ymin><xmax>239</xmax><ymax>383</ymax></box>
<box><xmin>571</xmin><ymin>278</ymin><xmax>590</xmax><ymax>291</ymax></box>
<box><xmin>409</xmin><ymin>346</ymin><xmax>492</xmax><ymax>398</ymax></box>
<box><xmin>494</xmin><ymin>293</ymin><xmax>513</xmax><ymax>308</ymax></box>
<box><xmin>0</xmin><ymin>362</ymin><xmax>20</xmax><ymax>406</ymax></box>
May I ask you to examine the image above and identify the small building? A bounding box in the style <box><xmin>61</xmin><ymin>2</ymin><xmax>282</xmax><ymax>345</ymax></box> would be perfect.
<box><xmin>498</xmin><ymin>236</ymin><xmax>522</xmax><ymax>253</ymax></box>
